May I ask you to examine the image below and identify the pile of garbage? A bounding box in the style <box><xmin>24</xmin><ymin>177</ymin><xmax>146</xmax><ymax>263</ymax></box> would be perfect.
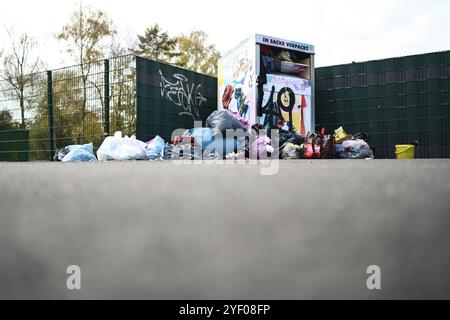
<box><xmin>54</xmin><ymin>110</ymin><xmax>250</xmax><ymax>162</ymax></box>
<box><xmin>54</xmin><ymin>110</ymin><xmax>374</xmax><ymax>162</ymax></box>
<box><xmin>278</xmin><ymin>126</ymin><xmax>374</xmax><ymax>160</ymax></box>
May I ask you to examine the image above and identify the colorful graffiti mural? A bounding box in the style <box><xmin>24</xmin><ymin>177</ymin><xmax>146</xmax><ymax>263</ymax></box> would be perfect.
<box><xmin>218</xmin><ymin>38</ymin><xmax>255</xmax><ymax>123</ymax></box>
<box><xmin>260</xmin><ymin>74</ymin><xmax>312</xmax><ymax>135</ymax></box>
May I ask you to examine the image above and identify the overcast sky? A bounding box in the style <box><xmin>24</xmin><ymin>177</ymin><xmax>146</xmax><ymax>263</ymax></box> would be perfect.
<box><xmin>1</xmin><ymin>0</ymin><xmax>450</xmax><ymax>70</ymax></box>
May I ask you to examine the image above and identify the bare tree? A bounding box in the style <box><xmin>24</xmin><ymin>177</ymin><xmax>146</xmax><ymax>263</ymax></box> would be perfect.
<box><xmin>109</xmin><ymin>36</ymin><xmax>131</xmax><ymax>58</ymax></box>
<box><xmin>0</xmin><ymin>28</ymin><xmax>42</xmax><ymax>129</ymax></box>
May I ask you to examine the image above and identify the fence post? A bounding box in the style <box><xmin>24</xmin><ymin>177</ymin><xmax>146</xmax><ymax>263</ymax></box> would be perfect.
<box><xmin>47</xmin><ymin>70</ymin><xmax>55</xmax><ymax>161</ymax></box>
<box><xmin>104</xmin><ymin>59</ymin><xmax>110</xmax><ymax>138</ymax></box>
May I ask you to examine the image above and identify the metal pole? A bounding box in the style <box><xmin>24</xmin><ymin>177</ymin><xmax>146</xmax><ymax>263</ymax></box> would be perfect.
<box><xmin>47</xmin><ymin>70</ymin><xmax>55</xmax><ymax>161</ymax></box>
<box><xmin>104</xmin><ymin>59</ymin><xmax>110</xmax><ymax>138</ymax></box>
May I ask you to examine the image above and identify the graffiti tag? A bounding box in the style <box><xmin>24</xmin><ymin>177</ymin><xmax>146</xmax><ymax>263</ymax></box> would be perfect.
<box><xmin>262</xmin><ymin>86</ymin><xmax>295</xmax><ymax>131</ymax></box>
<box><xmin>159</xmin><ymin>70</ymin><xmax>207</xmax><ymax>120</ymax></box>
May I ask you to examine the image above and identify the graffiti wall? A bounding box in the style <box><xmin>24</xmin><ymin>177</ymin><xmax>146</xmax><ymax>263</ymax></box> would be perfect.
<box><xmin>260</xmin><ymin>74</ymin><xmax>312</xmax><ymax>136</ymax></box>
<box><xmin>218</xmin><ymin>37</ymin><xmax>255</xmax><ymax>125</ymax></box>
<box><xmin>136</xmin><ymin>57</ymin><xmax>217</xmax><ymax>142</ymax></box>
<box><xmin>159</xmin><ymin>70</ymin><xmax>207</xmax><ymax>120</ymax></box>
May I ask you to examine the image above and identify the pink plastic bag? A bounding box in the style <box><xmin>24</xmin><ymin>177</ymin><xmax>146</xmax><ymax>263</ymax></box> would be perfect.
<box><xmin>251</xmin><ymin>135</ymin><xmax>274</xmax><ymax>159</ymax></box>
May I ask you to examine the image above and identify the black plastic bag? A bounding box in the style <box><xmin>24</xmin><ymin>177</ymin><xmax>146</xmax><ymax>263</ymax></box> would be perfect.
<box><xmin>353</xmin><ymin>132</ymin><xmax>369</xmax><ymax>142</ymax></box>
<box><xmin>205</xmin><ymin>110</ymin><xmax>246</xmax><ymax>136</ymax></box>
<box><xmin>279</xmin><ymin>129</ymin><xmax>305</xmax><ymax>146</ymax></box>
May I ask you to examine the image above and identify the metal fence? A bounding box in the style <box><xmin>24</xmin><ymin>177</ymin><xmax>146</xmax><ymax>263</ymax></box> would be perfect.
<box><xmin>135</xmin><ymin>56</ymin><xmax>217</xmax><ymax>142</ymax></box>
<box><xmin>0</xmin><ymin>55</ymin><xmax>136</xmax><ymax>161</ymax></box>
<box><xmin>315</xmin><ymin>50</ymin><xmax>450</xmax><ymax>158</ymax></box>
<box><xmin>10</xmin><ymin>50</ymin><xmax>449</xmax><ymax>161</ymax></box>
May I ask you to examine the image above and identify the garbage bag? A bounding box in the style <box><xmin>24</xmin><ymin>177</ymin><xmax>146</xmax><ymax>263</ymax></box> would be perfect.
<box><xmin>277</xmin><ymin>50</ymin><xmax>294</xmax><ymax>63</ymax></box>
<box><xmin>61</xmin><ymin>143</ymin><xmax>97</xmax><ymax>162</ymax></box>
<box><xmin>202</xmin><ymin>149</ymin><xmax>222</xmax><ymax>160</ymax></box>
<box><xmin>279</xmin><ymin>129</ymin><xmax>305</xmax><ymax>148</ymax></box>
<box><xmin>286</xmin><ymin>133</ymin><xmax>305</xmax><ymax>146</ymax></box>
<box><xmin>281</xmin><ymin>143</ymin><xmax>302</xmax><ymax>159</ymax></box>
<box><xmin>303</xmin><ymin>132</ymin><xmax>322</xmax><ymax>159</ymax></box>
<box><xmin>205</xmin><ymin>136</ymin><xmax>243</xmax><ymax>156</ymax></box>
<box><xmin>171</xmin><ymin>143</ymin><xmax>203</xmax><ymax>160</ymax></box>
<box><xmin>54</xmin><ymin>147</ymin><xmax>71</xmax><ymax>161</ymax></box>
<box><xmin>97</xmin><ymin>131</ymin><xmax>147</xmax><ymax>161</ymax></box>
<box><xmin>205</xmin><ymin>110</ymin><xmax>246</xmax><ymax>136</ymax></box>
<box><xmin>162</xmin><ymin>143</ymin><xmax>174</xmax><ymax>160</ymax></box>
<box><xmin>320</xmin><ymin>134</ymin><xmax>335</xmax><ymax>159</ymax></box>
<box><xmin>146</xmin><ymin>135</ymin><xmax>165</xmax><ymax>160</ymax></box>
<box><xmin>185</xmin><ymin>128</ymin><xmax>215</xmax><ymax>150</ymax></box>
<box><xmin>353</xmin><ymin>132</ymin><xmax>369</xmax><ymax>142</ymax></box>
<box><xmin>334</xmin><ymin>126</ymin><xmax>351</xmax><ymax>144</ymax></box>
<box><xmin>337</xmin><ymin>139</ymin><xmax>374</xmax><ymax>159</ymax></box>
<box><xmin>225</xmin><ymin>149</ymin><xmax>246</xmax><ymax>160</ymax></box>
<box><xmin>227</xmin><ymin>111</ymin><xmax>250</xmax><ymax>130</ymax></box>
<box><xmin>251</xmin><ymin>135</ymin><xmax>273</xmax><ymax>160</ymax></box>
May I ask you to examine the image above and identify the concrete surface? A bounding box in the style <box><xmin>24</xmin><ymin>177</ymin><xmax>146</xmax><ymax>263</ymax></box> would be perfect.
<box><xmin>0</xmin><ymin>160</ymin><xmax>450</xmax><ymax>299</ymax></box>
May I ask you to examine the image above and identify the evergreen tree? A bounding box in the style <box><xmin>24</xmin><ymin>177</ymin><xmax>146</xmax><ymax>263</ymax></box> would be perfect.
<box><xmin>131</xmin><ymin>24</ymin><xmax>178</xmax><ymax>63</ymax></box>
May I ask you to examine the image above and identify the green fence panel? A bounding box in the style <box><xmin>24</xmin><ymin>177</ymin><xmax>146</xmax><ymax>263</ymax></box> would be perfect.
<box><xmin>135</xmin><ymin>57</ymin><xmax>217</xmax><ymax>143</ymax></box>
<box><xmin>316</xmin><ymin>50</ymin><xmax>450</xmax><ymax>158</ymax></box>
<box><xmin>0</xmin><ymin>130</ymin><xmax>29</xmax><ymax>161</ymax></box>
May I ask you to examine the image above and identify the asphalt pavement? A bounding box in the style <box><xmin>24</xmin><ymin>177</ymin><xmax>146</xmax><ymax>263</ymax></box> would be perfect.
<box><xmin>1</xmin><ymin>160</ymin><xmax>449</xmax><ymax>299</ymax></box>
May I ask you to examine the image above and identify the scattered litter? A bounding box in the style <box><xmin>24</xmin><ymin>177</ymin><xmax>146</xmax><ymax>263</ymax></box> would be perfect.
<box><xmin>64</xmin><ymin>113</ymin><xmax>377</xmax><ymax>163</ymax></box>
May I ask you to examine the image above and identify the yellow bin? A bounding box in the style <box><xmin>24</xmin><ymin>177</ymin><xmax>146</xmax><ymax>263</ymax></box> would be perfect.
<box><xmin>395</xmin><ymin>145</ymin><xmax>415</xmax><ymax>159</ymax></box>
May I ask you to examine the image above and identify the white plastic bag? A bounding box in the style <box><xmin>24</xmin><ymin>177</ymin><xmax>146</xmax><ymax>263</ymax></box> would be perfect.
<box><xmin>339</xmin><ymin>139</ymin><xmax>374</xmax><ymax>159</ymax></box>
<box><xmin>97</xmin><ymin>131</ymin><xmax>147</xmax><ymax>161</ymax></box>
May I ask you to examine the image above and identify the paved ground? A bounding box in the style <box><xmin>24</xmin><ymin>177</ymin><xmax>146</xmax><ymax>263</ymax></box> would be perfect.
<box><xmin>1</xmin><ymin>160</ymin><xmax>450</xmax><ymax>299</ymax></box>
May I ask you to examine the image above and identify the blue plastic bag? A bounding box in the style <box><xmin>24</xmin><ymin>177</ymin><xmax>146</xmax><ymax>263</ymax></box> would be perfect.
<box><xmin>146</xmin><ymin>135</ymin><xmax>166</xmax><ymax>160</ymax></box>
<box><xmin>186</xmin><ymin>128</ymin><xmax>215</xmax><ymax>150</ymax></box>
<box><xmin>61</xmin><ymin>143</ymin><xmax>97</xmax><ymax>162</ymax></box>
